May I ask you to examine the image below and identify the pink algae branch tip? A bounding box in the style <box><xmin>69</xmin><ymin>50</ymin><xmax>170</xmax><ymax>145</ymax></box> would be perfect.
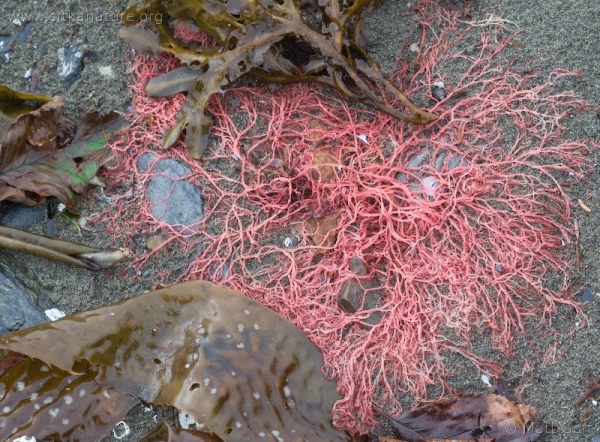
<box><xmin>99</xmin><ymin>0</ymin><xmax>595</xmax><ymax>435</ymax></box>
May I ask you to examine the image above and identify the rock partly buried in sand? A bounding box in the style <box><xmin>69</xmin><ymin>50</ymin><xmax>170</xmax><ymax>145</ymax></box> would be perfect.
<box><xmin>0</xmin><ymin>281</ymin><xmax>349</xmax><ymax>442</ymax></box>
<box><xmin>0</xmin><ymin>254</ymin><xmax>53</xmax><ymax>336</ymax></box>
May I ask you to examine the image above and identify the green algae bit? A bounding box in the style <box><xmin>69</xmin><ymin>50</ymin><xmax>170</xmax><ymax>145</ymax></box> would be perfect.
<box><xmin>118</xmin><ymin>0</ymin><xmax>438</xmax><ymax>159</ymax></box>
<box><xmin>0</xmin><ymin>281</ymin><xmax>350</xmax><ymax>442</ymax></box>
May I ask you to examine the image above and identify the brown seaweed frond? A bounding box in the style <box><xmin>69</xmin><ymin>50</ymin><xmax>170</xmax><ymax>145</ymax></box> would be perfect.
<box><xmin>119</xmin><ymin>0</ymin><xmax>438</xmax><ymax>158</ymax></box>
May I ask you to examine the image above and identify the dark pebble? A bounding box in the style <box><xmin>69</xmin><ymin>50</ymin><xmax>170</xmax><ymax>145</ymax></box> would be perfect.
<box><xmin>0</xmin><ymin>202</ymin><xmax>46</xmax><ymax>230</ymax></box>
<box><xmin>37</xmin><ymin>42</ymin><xmax>47</xmax><ymax>57</ymax></box>
<box><xmin>15</xmin><ymin>22</ymin><xmax>33</xmax><ymax>42</ymax></box>
<box><xmin>57</xmin><ymin>40</ymin><xmax>85</xmax><ymax>85</ymax></box>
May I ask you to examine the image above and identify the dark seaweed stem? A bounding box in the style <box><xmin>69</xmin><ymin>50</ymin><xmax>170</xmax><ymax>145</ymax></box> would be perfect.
<box><xmin>275</xmin><ymin>15</ymin><xmax>439</xmax><ymax>125</ymax></box>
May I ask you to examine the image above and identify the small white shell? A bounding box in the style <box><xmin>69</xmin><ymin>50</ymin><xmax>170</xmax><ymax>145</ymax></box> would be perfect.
<box><xmin>481</xmin><ymin>374</ymin><xmax>492</xmax><ymax>388</ymax></box>
<box><xmin>431</xmin><ymin>81</ymin><xmax>447</xmax><ymax>102</ymax></box>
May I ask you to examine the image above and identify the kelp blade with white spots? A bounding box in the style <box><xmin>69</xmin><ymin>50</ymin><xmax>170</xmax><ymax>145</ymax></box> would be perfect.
<box><xmin>0</xmin><ymin>357</ymin><xmax>136</xmax><ymax>441</ymax></box>
<box><xmin>0</xmin><ymin>281</ymin><xmax>349</xmax><ymax>441</ymax></box>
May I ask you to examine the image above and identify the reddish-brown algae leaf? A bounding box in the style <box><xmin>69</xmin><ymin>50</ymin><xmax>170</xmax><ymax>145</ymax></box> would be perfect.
<box><xmin>0</xmin><ymin>98</ymin><xmax>122</xmax><ymax>212</ymax></box>
<box><xmin>375</xmin><ymin>394</ymin><xmax>545</xmax><ymax>442</ymax></box>
<box><xmin>0</xmin><ymin>281</ymin><xmax>349</xmax><ymax>441</ymax></box>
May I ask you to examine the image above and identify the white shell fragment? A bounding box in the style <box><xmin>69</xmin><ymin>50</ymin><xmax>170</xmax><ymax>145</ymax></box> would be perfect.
<box><xmin>481</xmin><ymin>374</ymin><xmax>493</xmax><ymax>388</ymax></box>
<box><xmin>45</xmin><ymin>308</ymin><xmax>66</xmax><ymax>321</ymax></box>
<box><xmin>357</xmin><ymin>134</ymin><xmax>369</xmax><ymax>144</ymax></box>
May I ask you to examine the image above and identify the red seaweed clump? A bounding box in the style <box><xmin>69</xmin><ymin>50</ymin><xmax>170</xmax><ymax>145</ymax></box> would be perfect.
<box><xmin>99</xmin><ymin>0</ymin><xmax>595</xmax><ymax>434</ymax></box>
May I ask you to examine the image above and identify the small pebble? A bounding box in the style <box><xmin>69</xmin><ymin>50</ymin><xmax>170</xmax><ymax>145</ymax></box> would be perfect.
<box><xmin>57</xmin><ymin>40</ymin><xmax>85</xmax><ymax>85</ymax></box>
<box><xmin>179</xmin><ymin>411</ymin><xmax>198</xmax><ymax>430</ymax></box>
<box><xmin>481</xmin><ymin>374</ymin><xmax>492</xmax><ymax>388</ymax></box>
<box><xmin>0</xmin><ymin>35</ymin><xmax>12</xmax><ymax>54</ymax></box>
<box><xmin>283</xmin><ymin>235</ymin><xmax>301</xmax><ymax>248</ymax></box>
<box><xmin>15</xmin><ymin>22</ymin><xmax>33</xmax><ymax>42</ymax></box>
<box><xmin>434</xmin><ymin>151</ymin><xmax>447</xmax><ymax>171</ymax></box>
<box><xmin>4</xmin><ymin>316</ymin><xmax>25</xmax><ymax>331</ymax></box>
<box><xmin>407</xmin><ymin>150</ymin><xmax>430</xmax><ymax>168</ymax></box>
<box><xmin>112</xmin><ymin>421</ymin><xmax>131</xmax><ymax>439</ymax></box>
<box><xmin>448</xmin><ymin>155</ymin><xmax>468</xmax><ymax>171</ymax></box>
<box><xmin>395</xmin><ymin>172</ymin><xmax>406</xmax><ymax>183</ymax></box>
<box><xmin>37</xmin><ymin>43</ymin><xmax>47</xmax><ymax>57</ymax></box>
<box><xmin>431</xmin><ymin>81</ymin><xmax>447</xmax><ymax>101</ymax></box>
<box><xmin>581</xmin><ymin>288</ymin><xmax>595</xmax><ymax>302</ymax></box>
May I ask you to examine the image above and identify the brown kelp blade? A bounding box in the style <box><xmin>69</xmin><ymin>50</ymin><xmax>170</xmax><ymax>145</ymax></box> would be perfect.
<box><xmin>0</xmin><ymin>281</ymin><xmax>349</xmax><ymax>441</ymax></box>
<box><xmin>0</xmin><ymin>357</ymin><xmax>138</xmax><ymax>442</ymax></box>
<box><xmin>140</xmin><ymin>421</ymin><xmax>224</xmax><ymax>442</ymax></box>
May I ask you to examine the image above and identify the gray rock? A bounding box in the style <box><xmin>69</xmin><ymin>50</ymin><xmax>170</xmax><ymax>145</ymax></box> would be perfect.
<box><xmin>0</xmin><ymin>35</ymin><xmax>11</xmax><ymax>65</ymax></box>
<box><xmin>581</xmin><ymin>288</ymin><xmax>595</xmax><ymax>302</ymax></box>
<box><xmin>137</xmin><ymin>153</ymin><xmax>204</xmax><ymax>229</ymax></box>
<box><xmin>448</xmin><ymin>155</ymin><xmax>468</xmax><ymax>171</ymax></box>
<box><xmin>0</xmin><ymin>203</ymin><xmax>46</xmax><ymax>231</ymax></box>
<box><xmin>0</xmin><ymin>254</ymin><xmax>53</xmax><ymax>336</ymax></box>
<box><xmin>15</xmin><ymin>22</ymin><xmax>33</xmax><ymax>42</ymax></box>
<box><xmin>37</xmin><ymin>42</ymin><xmax>47</xmax><ymax>57</ymax></box>
<box><xmin>407</xmin><ymin>149</ymin><xmax>430</xmax><ymax>168</ymax></box>
<box><xmin>434</xmin><ymin>151</ymin><xmax>447</xmax><ymax>171</ymax></box>
<box><xmin>0</xmin><ymin>35</ymin><xmax>12</xmax><ymax>54</ymax></box>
